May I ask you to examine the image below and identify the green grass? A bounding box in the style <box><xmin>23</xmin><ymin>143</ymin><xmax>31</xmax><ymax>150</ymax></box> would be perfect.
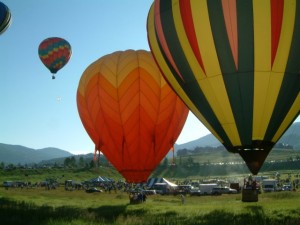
<box><xmin>177</xmin><ymin>148</ymin><xmax>300</xmax><ymax>165</ymax></box>
<box><xmin>1</xmin><ymin>187</ymin><xmax>300</xmax><ymax>225</ymax></box>
<box><xmin>1</xmin><ymin>168</ymin><xmax>300</xmax><ymax>224</ymax></box>
<box><xmin>0</xmin><ymin>167</ymin><xmax>123</xmax><ymax>184</ymax></box>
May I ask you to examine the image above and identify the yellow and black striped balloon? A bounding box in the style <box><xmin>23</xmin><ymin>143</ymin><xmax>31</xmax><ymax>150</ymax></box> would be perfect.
<box><xmin>147</xmin><ymin>0</ymin><xmax>300</xmax><ymax>174</ymax></box>
<box><xmin>0</xmin><ymin>1</ymin><xmax>12</xmax><ymax>35</ymax></box>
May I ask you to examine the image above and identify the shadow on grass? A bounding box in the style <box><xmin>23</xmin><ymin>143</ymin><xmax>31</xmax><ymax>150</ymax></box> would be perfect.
<box><xmin>87</xmin><ymin>204</ymin><xmax>133</xmax><ymax>222</ymax></box>
<box><xmin>0</xmin><ymin>197</ymin><xmax>83</xmax><ymax>225</ymax></box>
<box><xmin>1</xmin><ymin>197</ymin><xmax>300</xmax><ymax>225</ymax></box>
<box><xmin>0</xmin><ymin>197</ymin><xmax>129</xmax><ymax>225</ymax></box>
<box><xmin>194</xmin><ymin>206</ymin><xmax>300</xmax><ymax>225</ymax></box>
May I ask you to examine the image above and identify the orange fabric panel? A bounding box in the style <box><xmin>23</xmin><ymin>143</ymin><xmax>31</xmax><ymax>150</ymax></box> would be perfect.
<box><xmin>221</xmin><ymin>0</ymin><xmax>238</xmax><ymax>69</ymax></box>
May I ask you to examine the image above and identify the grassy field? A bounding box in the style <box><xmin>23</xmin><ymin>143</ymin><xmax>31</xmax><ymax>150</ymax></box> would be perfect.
<box><xmin>1</xmin><ymin>167</ymin><xmax>300</xmax><ymax>225</ymax></box>
<box><xmin>0</xmin><ymin>167</ymin><xmax>123</xmax><ymax>184</ymax></box>
<box><xmin>1</xmin><ymin>186</ymin><xmax>300</xmax><ymax>225</ymax></box>
<box><xmin>177</xmin><ymin>149</ymin><xmax>300</xmax><ymax>165</ymax></box>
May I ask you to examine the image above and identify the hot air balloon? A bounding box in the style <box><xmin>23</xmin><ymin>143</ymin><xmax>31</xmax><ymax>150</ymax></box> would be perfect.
<box><xmin>0</xmin><ymin>1</ymin><xmax>12</xmax><ymax>35</ymax></box>
<box><xmin>77</xmin><ymin>50</ymin><xmax>188</xmax><ymax>183</ymax></box>
<box><xmin>38</xmin><ymin>37</ymin><xmax>72</xmax><ymax>79</ymax></box>
<box><xmin>147</xmin><ymin>0</ymin><xmax>300</xmax><ymax>174</ymax></box>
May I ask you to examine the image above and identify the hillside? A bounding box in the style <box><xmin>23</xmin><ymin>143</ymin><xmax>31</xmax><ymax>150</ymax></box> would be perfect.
<box><xmin>1</xmin><ymin>122</ymin><xmax>299</xmax><ymax>165</ymax></box>
<box><xmin>0</xmin><ymin>144</ymin><xmax>73</xmax><ymax>164</ymax></box>
<box><xmin>278</xmin><ymin>122</ymin><xmax>300</xmax><ymax>149</ymax></box>
<box><xmin>175</xmin><ymin>134</ymin><xmax>220</xmax><ymax>150</ymax></box>
<box><xmin>175</xmin><ymin>121</ymin><xmax>300</xmax><ymax>152</ymax></box>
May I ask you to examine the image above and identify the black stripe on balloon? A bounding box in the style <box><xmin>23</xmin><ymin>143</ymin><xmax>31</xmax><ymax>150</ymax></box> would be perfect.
<box><xmin>224</xmin><ymin>0</ymin><xmax>254</xmax><ymax>147</ymax></box>
<box><xmin>158</xmin><ymin>0</ymin><xmax>233</xmax><ymax>148</ymax></box>
<box><xmin>207</xmin><ymin>0</ymin><xmax>236</xmax><ymax>74</ymax></box>
<box><xmin>207</xmin><ymin>0</ymin><xmax>239</xmax><ymax>151</ymax></box>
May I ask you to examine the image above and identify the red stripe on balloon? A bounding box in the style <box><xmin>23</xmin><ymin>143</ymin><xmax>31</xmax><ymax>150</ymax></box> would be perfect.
<box><xmin>180</xmin><ymin>0</ymin><xmax>206</xmax><ymax>74</ymax></box>
<box><xmin>271</xmin><ymin>0</ymin><xmax>284</xmax><ymax>66</ymax></box>
<box><xmin>221</xmin><ymin>0</ymin><xmax>238</xmax><ymax>70</ymax></box>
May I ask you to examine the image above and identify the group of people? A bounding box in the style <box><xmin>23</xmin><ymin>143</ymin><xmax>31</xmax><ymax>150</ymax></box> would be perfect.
<box><xmin>129</xmin><ymin>190</ymin><xmax>147</xmax><ymax>204</ymax></box>
<box><xmin>243</xmin><ymin>175</ymin><xmax>258</xmax><ymax>190</ymax></box>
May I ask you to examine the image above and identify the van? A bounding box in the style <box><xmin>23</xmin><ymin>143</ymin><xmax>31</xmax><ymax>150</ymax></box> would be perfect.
<box><xmin>262</xmin><ymin>179</ymin><xmax>278</xmax><ymax>192</ymax></box>
<box><xmin>152</xmin><ymin>183</ymin><xmax>170</xmax><ymax>195</ymax></box>
<box><xmin>3</xmin><ymin>181</ymin><xmax>14</xmax><ymax>188</ymax></box>
<box><xmin>175</xmin><ymin>185</ymin><xmax>192</xmax><ymax>195</ymax></box>
<box><xmin>211</xmin><ymin>187</ymin><xmax>238</xmax><ymax>195</ymax></box>
<box><xmin>199</xmin><ymin>183</ymin><xmax>218</xmax><ymax>195</ymax></box>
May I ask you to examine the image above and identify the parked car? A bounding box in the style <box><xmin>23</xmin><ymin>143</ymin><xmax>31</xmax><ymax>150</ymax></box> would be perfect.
<box><xmin>282</xmin><ymin>184</ymin><xmax>292</xmax><ymax>191</ymax></box>
<box><xmin>230</xmin><ymin>183</ymin><xmax>241</xmax><ymax>193</ymax></box>
<box><xmin>3</xmin><ymin>181</ymin><xmax>14</xmax><ymax>188</ymax></box>
<box><xmin>143</xmin><ymin>189</ymin><xmax>156</xmax><ymax>195</ymax></box>
<box><xmin>211</xmin><ymin>187</ymin><xmax>238</xmax><ymax>195</ymax></box>
<box><xmin>174</xmin><ymin>185</ymin><xmax>192</xmax><ymax>195</ymax></box>
<box><xmin>85</xmin><ymin>187</ymin><xmax>102</xmax><ymax>193</ymax></box>
<box><xmin>151</xmin><ymin>183</ymin><xmax>173</xmax><ymax>195</ymax></box>
<box><xmin>132</xmin><ymin>188</ymin><xmax>156</xmax><ymax>195</ymax></box>
<box><xmin>189</xmin><ymin>187</ymin><xmax>201</xmax><ymax>196</ymax></box>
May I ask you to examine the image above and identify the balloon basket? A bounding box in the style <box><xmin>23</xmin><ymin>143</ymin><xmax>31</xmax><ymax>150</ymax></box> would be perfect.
<box><xmin>130</xmin><ymin>198</ymin><xmax>144</xmax><ymax>204</ymax></box>
<box><xmin>242</xmin><ymin>189</ymin><xmax>258</xmax><ymax>202</ymax></box>
<box><xmin>129</xmin><ymin>192</ymin><xmax>146</xmax><ymax>204</ymax></box>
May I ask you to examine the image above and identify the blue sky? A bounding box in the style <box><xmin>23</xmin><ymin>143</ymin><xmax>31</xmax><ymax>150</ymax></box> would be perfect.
<box><xmin>0</xmin><ymin>0</ymin><xmax>211</xmax><ymax>154</ymax></box>
<box><xmin>1</xmin><ymin>1</ymin><xmax>299</xmax><ymax>155</ymax></box>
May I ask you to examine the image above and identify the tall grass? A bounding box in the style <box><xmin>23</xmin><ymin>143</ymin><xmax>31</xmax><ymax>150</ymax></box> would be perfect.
<box><xmin>1</xmin><ymin>187</ymin><xmax>300</xmax><ymax>225</ymax></box>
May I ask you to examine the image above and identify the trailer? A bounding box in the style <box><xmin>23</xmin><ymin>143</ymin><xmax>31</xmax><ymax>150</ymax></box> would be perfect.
<box><xmin>199</xmin><ymin>183</ymin><xmax>218</xmax><ymax>195</ymax></box>
<box><xmin>262</xmin><ymin>179</ymin><xmax>278</xmax><ymax>192</ymax></box>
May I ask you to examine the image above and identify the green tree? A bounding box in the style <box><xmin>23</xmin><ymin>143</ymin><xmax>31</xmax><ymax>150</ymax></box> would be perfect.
<box><xmin>78</xmin><ymin>156</ymin><xmax>85</xmax><ymax>168</ymax></box>
<box><xmin>163</xmin><ymin>157</ymin><xmax>168</xmax><ymax>168</ymax></box>
<box><xmin>186</xmin><ymin>156</ymin><xmax>194</xmax><ymax>167</ymax></box>
<box><xmin>70</xmin><ymin>156</ymin><xmax>76</xmax><ymax>167</ymax></box>
<box><xmin>90</xmin><ymin>160</ymin><xmax>95</xmax><ymax>168</ymax></box>
<box><xmin>64</xmin><ymin>157</ymin><xmax>71</xmax><ymax>167</ymax></box>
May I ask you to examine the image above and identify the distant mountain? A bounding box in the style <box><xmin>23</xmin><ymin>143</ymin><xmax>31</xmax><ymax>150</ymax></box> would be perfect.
<box><xmin>40</xmin><ymin>153</ymin><xmax>94</xmax><ymax>165</ymax></box>
<box><xmin>0</xmin><ymin>143</ymin><xmax>73</xmax><ymax>164</ymax></box>
<box><xmin>175</xmin><ymin>134</ymin><xmax>220</xmax><ymax>151</ymax></box>
<box><xmin>1</xmin><ymin>122</ymin><xmax>299</xmax><ymax>164</ymax></box>
<box><xmin>174</xmin><ymin>121</ymin><xmax>300</xmax><ymax>152</ymax></box>
<box><xmin>278</xmin><ymin>122</ymin><xmax>300</xmax><ymax>149</ymax></box>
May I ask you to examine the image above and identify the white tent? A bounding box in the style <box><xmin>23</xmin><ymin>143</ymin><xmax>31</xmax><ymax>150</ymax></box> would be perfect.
<box><xmin>147</xmin><ymin>177</ymin><xmax>178</xmax><ymax>188</ymax></box>
<box><xmin>162</xmin><ymin>178</ymin><xmax>177</xmax><ymax>187</ymax></box>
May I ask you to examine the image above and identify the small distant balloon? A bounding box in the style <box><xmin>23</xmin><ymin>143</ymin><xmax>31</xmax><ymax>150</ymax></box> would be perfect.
<box><xmin>38</xmin><ymin>37</ymin><xmax>72</xmax><ymax>79</ymax></box>
<box><xmin>0</xmin><ymin>1</ymin><xmax>12</xmax><ymax>35</ymax></box>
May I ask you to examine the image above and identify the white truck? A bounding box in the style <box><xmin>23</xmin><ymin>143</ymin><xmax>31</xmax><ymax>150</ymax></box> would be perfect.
<box><xmin>262</xmin><ymin>179</ymin><xmax>278</xmax><ymax>192</ymax></box>
<box><xmin>199</xmin><ymin>183</ymin><xmax>218</xmax><ymax>195</ymax></box>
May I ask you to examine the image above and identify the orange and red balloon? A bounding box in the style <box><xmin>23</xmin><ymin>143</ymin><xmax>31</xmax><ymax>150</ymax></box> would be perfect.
<box><xmin>77</xmin><ymin>50</ymin><xmax>188</xmax><ymax>183</ymax></box>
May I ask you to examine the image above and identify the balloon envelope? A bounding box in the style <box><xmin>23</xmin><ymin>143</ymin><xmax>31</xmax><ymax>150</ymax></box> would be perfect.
<box><xmin>147</xmin><ymin>0</ymin><xmax>300</xmax><ymax>174</ymax></box>
<box><xmin>0</xmin><ymin>1</ymin><xmax>12</xmax><ymax>35</ymax></box>
<box><xmin>38</xmin><ymin>37</ymin><xmax>72</xmax><ymax>78</ymax></box>
<box><xmin>77</xmin><ymin>50</ymin><xmax>188</xmax><ymax>182</ymax></box>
